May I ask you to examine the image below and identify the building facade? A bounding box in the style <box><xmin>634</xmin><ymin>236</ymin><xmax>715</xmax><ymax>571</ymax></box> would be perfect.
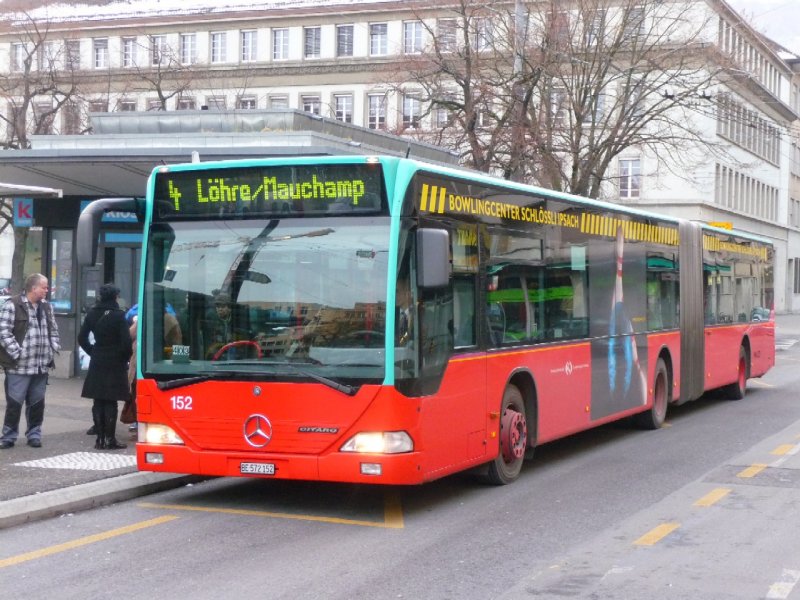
<box><xmin>0</xmin><ymin>0</ymin><xmax>798</xmax><ymax>310</ymax></box>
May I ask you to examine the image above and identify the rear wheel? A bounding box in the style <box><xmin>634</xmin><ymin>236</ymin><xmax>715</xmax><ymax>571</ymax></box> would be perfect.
<box><xmin>723</xmin><ymin>346</ymin><xmax>748</xmax><ymax>400</ymax></box>
<box><xmin>633</xmin><ymin>358</ymin><xmax>669</xmax><ymax>430</ymax></box>
<box><xmin>482</xmin><ymin>385</ymin><xmax>527</xmax><ymax>485</ymax></box>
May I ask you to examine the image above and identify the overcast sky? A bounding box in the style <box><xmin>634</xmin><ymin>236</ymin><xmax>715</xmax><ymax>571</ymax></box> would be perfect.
<box><xmin>725</xmin><ymin>0</ymin><xmax>800</xmax><ymax>54</ymax></box>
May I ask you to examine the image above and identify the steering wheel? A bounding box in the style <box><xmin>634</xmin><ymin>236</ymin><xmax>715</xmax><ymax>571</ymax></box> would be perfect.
<box><xmin>212</xmin><ymin>340</ymin><xmax>263</xmax><ymax>361</ymax></box>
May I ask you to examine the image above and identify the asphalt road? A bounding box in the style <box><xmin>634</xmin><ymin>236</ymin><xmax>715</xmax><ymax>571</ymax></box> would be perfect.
<box><xmin>2</xmin><ymin>334</ymin><xmax>800</xmax><ymax>599</ymax></box>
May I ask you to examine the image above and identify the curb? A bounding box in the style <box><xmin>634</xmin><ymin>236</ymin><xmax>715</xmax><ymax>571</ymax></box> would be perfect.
<box><xmin>0</xmin><ymin>472</ymin><xmax>204</xmax><ymax>530</ymax></box>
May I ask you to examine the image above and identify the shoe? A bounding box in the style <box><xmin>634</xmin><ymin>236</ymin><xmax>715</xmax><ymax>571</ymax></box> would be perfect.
<box><xmin>0</xmin><ymin>440</ymin><xmax>13</xmax><ymax>449</ymax></box>
<box><xmin>104</xmin><ymin>438</ymin><xmax>127</xmax><ymax>450</ymax></box>
<box><xmin>27</xmin><ymin>439</ymin><xmax>42</xmax><ymax>448</ymax></box>
<box><xmin>86</xmin><ymin>425</ymin><xmax>97</xmax><ymax>435</ymax></box>
<box><xmin>128</xmin><ymin>423</ymin><xmax>138</xmax><ymax>432</ymax></box>
<box><xmin>94</xmin><ymin>438</ymin><xmax>106</xmax><ymax>450</ymax></box>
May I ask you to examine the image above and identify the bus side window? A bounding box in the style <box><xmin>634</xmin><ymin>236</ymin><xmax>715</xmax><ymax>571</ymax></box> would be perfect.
<box><xmin>488</xmin><ymin>274</ymin><xmax>528</xmax><ymax>344</ymax></box>
<box><xmin>453</xmin><ymin>277</ymin><xmax>475</xmax><ymax>347</ymax></box>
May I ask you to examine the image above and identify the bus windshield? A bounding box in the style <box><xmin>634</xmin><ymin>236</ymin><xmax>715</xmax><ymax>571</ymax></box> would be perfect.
<box><xmin>141</xmin><ymin>216</ymin><xmax>390</xmax><ymax>385</ymax></box>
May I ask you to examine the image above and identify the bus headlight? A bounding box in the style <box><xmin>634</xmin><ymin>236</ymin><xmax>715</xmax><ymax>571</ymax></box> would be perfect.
<box><xmin>139</xmin><ymin>423</ymin><xmax>184</xmax><ymax>445</ymax></box>
<box><xmin>340</xmin><ymin>431</ymin><xmax>413</xmax><ymax>454</ymax></box>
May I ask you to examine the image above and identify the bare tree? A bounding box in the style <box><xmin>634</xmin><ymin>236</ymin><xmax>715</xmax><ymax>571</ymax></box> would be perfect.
<box><xmin>0</xmin><ymin>12</ymin><xmax>82</xmax><ymax>148</ymax></box>
<box><xmin>400</xmin><ymin>0</ymin><xmax>734</xmax><ymax>198</ymax></box>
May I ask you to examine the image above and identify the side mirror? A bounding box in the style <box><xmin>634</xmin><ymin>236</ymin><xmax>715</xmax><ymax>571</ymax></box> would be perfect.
<box><xmin>416</xmin><ymin>229</ymin><xmax>450</xmax><ymax>289</ymax></box>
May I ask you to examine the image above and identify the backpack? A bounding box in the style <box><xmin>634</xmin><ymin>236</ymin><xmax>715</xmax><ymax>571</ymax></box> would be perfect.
<box><xmin>0</xmin><ymin>296</ymin><xmax>30</xmax><ymax>369</ymax></box>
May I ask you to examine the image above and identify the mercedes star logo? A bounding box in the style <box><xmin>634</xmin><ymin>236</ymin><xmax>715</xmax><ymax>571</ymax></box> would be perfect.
<box><xmin>243</xmin><ymin>414</ymin><xmax>273</xmax><ymax>448</ymax></box>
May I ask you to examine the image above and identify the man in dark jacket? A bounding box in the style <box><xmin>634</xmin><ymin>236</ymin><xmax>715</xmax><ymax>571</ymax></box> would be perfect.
<box><xmin>78</xmin><ymin>283</ymin><xmax>133</xmax><ymax>450</ymax></box>
<box><xmin>0</xmin><ymin>273</ymin><xmax>60</xmax><ymax>449</ymax></box>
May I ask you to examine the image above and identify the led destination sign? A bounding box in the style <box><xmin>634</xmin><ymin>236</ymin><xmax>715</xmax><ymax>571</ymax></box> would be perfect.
<box><xmin>153</xmin><ymin>163</ymin><xmax>386</xmax><ymax>220</ymax></box>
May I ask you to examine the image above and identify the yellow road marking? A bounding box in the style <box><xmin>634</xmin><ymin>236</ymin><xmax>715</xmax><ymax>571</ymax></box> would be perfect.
<box><xmin>0</xmin><ymin>516</ymin><xmax>178</xmax><ymax>569</ymax></box>
<box><xmin>694</xmin><ymin>488</ymin><xmax>731</xmax><ymax>507</ymax></box>
<box><xmin>737</xmin><ymin>464</ymin><xmax>767</xmax><ymax>478</ymax></box>
<box><xmin>383</xmin><ymin>492</ymin><xmax>404</xmax><ymax>529</ymax></box>
<box><xmin>140</xmin><ymin>501</ymin><xmax>403</xmax><ymax>529</ymax></box>
<box><xmin>771</xmin><ymin>445</ymin><xmax>796</xmax><ymax>456</ymax></box>
<box><xmin>634</xmin><ymin>522</ymin><xmax>680</xmax><ymax>546</ymax></box>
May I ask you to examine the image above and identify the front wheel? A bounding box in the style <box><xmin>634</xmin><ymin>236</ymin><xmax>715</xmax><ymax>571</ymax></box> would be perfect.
<box><xmin>633</xmin><ymin>358</ymin><xmax>669</xmax><ymax>430</ymax></box>
<box><xmin>482</xmin><ymin>385</ymin><xmax>527</xmax><ymax>485</ymax></box>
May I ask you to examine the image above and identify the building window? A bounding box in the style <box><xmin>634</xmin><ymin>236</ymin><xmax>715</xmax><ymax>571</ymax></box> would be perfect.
<box><xmin>65</xmin><ymin>40</ymin><xmax>81</xmax><ymax>70</ymax></box>
<box><xmin>117</xmin><ymin>99</ymin><xmax>137</xmax><ymax>112</ymax></box>
<box><xmin>304</xmin><ymin>27</ymin><xmax>321</xmax><ymax>58</ymax></box>
<box><xmin>794</xmin><ymin>258</ymin><xmax>800</xmax><ymax>295</ymax></box>
<box><xmin>147</xmin><ymin>99</ymin><xmax>163</xmax><ymax>111</ymax></box>
<box><xmin>62</xmin><ymin>103</ymin><xmax>81</xmax><ymax>134</ymax></box>
<box><xmin>301</xmin><ymin>95</ymin><xmax>321</xmax><ymax>115</ymax></box>
<box><xmin>211</xmin><ymin>32</ymin><xmax>227</xmax><ymax>63</ymax></box>
<box><xmin>177</xmin><ymin>97</ymin><xmax>196</xmax><ymax>110</ymax></box>
<box><xmin>205</xmin><ymin>96</ymin><xmax>226</xmax><ymax>110</ymax></box>
<box><xmin>370</xmin><ymin>23</ymin><xmax>388</xmax><ymax>56</ymax></box>
<box><xmin>151</xmin><ymin>35</ymin><xmax>167</xmax><ymax>66</ymax></box>
<box><xmin>367</xmin><ymin>93</ymin><xmax>386</xmax><ymax>129</ymax></box>
<box><xmin>269</xmin><ymin>95</ymin><xmax>288</xmax><ymax>109</ymax></box>
<box><xmin>241</xmin><ymin>30</ymin><xmax>257</xmax><ymax>62</ymax></box>
<box><xmin>402</xmin><ymin>93</ymin><xmax>422</xmax><ymax>129</ymax></box>
<box><xmin>273</xmin><ymin>28</ymin><xmax>289</xmax><ymax>60</ymax></box>
<box><xmin>437</xmin><ymin>19</ymin><xmax>456</xmax><ymax>53</ymax></box>
<box><xmin>622</xmin><ymin>6</ymin><xmax>646</xmax><ymax>41</ymax></box>
<box><xmin>619</xmin><ymin>158</ymin><xmax>641</xmax><ymax>199</ymax></box>
<box><xmin>38</xmin><ymin>41</ymin><xmax>59</xmax><ymax>71</ymax></box>
<box><xmin>237</xmin><ymin>96</ymin><xmax>257</xmax><ymax>109</ymax></box>
<box><xmin>473</xmin><ymin>18</ymin><xmax>492</xmax><ymax>50</ymax></box>
<box><xmin>337</xmin><ymin>25</ymin><xmax>354</xmax><ymax>57</ymax></box>
<box><xmin>334</xmin><ymin>94</ymin><xmax>353</xmax><ymax>123</ymax></box>
<box><xmin>89</xmin><ymin>100</ymin><xmax>108</xmax><ymax>113</ymax></box>
<box><xmin>121</xmin><ymin>37</ymin><xmax>137</xmax><ymax>68</ymax></box>
<box><xmin>435</xmin><ymin>106</ymin><xmax>453</xmax><ymax>128</ymax></box>
<box><xmin>33</xmin><ymin>102</ymin><xmax>54</xmax><ymax>134</ymax></box>
<box><xmin>93</xmin><ymin>38</ymin><xmax>108</xmax><ymax>69</ymax></box>
<box><xmin>10</xmin><ymin>43</ymin><xmax>26</xmax><ymax>72</ymax></box>
<box><xmin>403</xmin><ymin>21</ymin><xmax>423</xmax><ymax>54</ymax></box>
<box><xmin>180</xmin><ymin>33</ymin><xmax>196</xmax><ymax>65</ymax></box>
<box><xmin>585</xmin><ymin>9</ymin><xmax>607</xmax><ymax>46</ymax></box>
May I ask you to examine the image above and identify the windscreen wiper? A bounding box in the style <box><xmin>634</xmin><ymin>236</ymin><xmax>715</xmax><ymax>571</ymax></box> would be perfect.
<box><xmin>156</xmin><ymin>372</ymin><xmax>238</xmax><ymax>391</ymax></box>
<box><xmin>257</xmin><ymin>361</ymin><xmax>357</xmax><ymax>396</ymax></box>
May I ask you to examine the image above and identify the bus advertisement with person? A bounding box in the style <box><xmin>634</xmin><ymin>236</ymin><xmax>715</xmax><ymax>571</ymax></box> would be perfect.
<box><xmin>78</xmin><ymin>155</ymin><xmax>774</xmax><ymax>485</ymax></box>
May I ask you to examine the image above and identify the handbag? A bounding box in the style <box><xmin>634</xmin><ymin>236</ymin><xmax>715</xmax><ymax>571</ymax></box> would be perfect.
<box><xmin>120</xmin><ymin>397</ymin><xmax>137</xmax><ymax>424</ymax></box>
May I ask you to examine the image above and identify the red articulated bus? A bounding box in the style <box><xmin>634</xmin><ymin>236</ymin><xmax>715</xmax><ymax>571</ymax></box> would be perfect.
<box><xmin>78</xmin><ymin>156</ymin><xmax>775</xmax><ymax>484</ymax></box>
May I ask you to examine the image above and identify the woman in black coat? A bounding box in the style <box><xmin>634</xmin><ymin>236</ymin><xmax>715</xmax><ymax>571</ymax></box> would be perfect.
<box><xmin>78</xmin><ymin>283</ymin><xmax>133</xmax><ymax>450</ymax></box>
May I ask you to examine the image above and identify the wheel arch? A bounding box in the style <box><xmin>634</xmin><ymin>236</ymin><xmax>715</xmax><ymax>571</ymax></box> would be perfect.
<box><xmin>507</xmin><ymin>368</ymin><xmax>538</xmax><ymax>448</ymax></box>
<box><xmin>740</xmin><ymin>335</ymin><xmax>752</xmax><ymax>378</ymax></box>
<box><xmin>656</xmin><ymin>345</ymin><xmax>675</xmax><ymax>404</ymax></box>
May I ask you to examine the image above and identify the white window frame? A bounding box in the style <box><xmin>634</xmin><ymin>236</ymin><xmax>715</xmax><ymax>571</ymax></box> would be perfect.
<box><xmin>269</xmin><ymin>95</ymin><xmax>289</xmax><ymax>109</ymax></box>
<box><xmin>367</xmin><ymin>93</ymin><xmax>387</xmax><ymax>129</ymax></box>
<box><xmin>334</xmin><ymin>94</ymin><xmax>354</xmax><ymax>123</ymax></box>
<box><xmin>11</xmin><ymin>43</ymin><xmax>26</xmax><ymax>72</ymax></box>
<box><xmin>619</xmin><ymin>158</ymin><xmax>641</xmax><ymax>199</ymax></box>
<box><xmin>121</xmin><ymin>37</ymin><xmax>137</xmax><ymax>68</ymax></box>
<box><xmin>241</xmin><ymin>30</ymin><xmax>257</xmax><ymax>62</ymax></box>
<box><xmin>151</xmin><ymin>35</ymin><xmax>167</xmax><ymax>66</ymax></box>
<box><xmin>370</xmin><ymin>23</ymin><xmax>388</xmax><ymax>56</ymax></box>
<box><xmin>304</xmin><ymin>26</ymin><xmax>321</xmax><ymax>59</ymax></box>
<box><xmin>211</xmin><ymin>32</ymin><xmax>227</xmax><ymax>64</ymax></box>
<box><xmin>402</xmin><ymin>93</ymin><xmax>422</xmax><ymax>129</ymax></box>
<box><xmin>301</xmin><ymin>94</ymin><xmax>321</xmax><ymax>115</ymax></box>
<box><xmin>337</xmin><ymin>24</ymin><xmax>354</xmax><ymax>57</ymax></box>
<box><xmin>272</xmin><ymin>28</ymin><xmax>289</xmax><ymax>60</ymax></box>
<box><xmin>237</xmin><ymin>95</ymin><xmax>257</xmax><ymax>109</ymax></box>
<box><xmin>437</xmin><ymin>19</ymin><xmax>456</xmax><ymax>53</ymax></box>
<box><xmin>403</xmin><ymin>21</ymin><xmax>424</xmax><ymax>54</ymax></box>
<box><xmin>180</xmin><ymin>33</ymin><xmax>197</xmax><ymax>65</ymax></box>
<box><xmin>93</xmin><ymin>38</ymin><xmax>109</xmax><ymax>69</ymax></box>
